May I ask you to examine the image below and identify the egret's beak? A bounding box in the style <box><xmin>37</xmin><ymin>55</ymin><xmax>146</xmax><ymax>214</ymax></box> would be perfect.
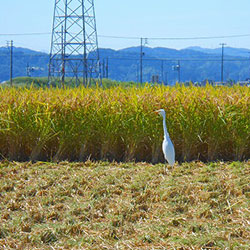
<box><xmin>154</xmin><ymin>110</ymin><xmax>160</xmax><ymax>114</ymax></box>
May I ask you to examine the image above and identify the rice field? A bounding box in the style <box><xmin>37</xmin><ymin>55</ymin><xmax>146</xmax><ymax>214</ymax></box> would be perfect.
<box><xmin>0</xmin><ymin>84</ymin><xmax>249</xmax><ymax>162</ymax></box>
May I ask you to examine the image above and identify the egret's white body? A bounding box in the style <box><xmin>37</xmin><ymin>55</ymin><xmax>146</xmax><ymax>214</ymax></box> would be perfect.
<box><xmin>155</xmin><ymin>109</ymin><xmax>175</xmax><ymax>166</ymax></box>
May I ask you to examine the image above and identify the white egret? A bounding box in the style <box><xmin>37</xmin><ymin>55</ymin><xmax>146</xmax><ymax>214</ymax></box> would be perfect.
<box><xmin>155</xmin><ymin>109</ymin><xmax>175</xmax><ymax>167</ymax></box>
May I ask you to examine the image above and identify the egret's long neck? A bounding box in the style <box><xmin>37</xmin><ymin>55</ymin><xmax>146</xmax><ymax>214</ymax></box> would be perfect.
<box><xmin>162</xmin><ymin>114</ymin><xmax>169</xmax><ymax>139</ymax></box>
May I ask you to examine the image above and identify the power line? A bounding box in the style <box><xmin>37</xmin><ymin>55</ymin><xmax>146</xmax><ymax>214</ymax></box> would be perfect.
<box><xmin>147</xmin><ymin>34</ymin><xmax>250</xmax><ymax>40</ymax></box>
<box><xmin>99</xmin><ymin>35</ymin><xmax>139</xmax><ymax>40</ymax></box>
<box><xmin>1</xmin><ymin>32</ymin><xmax>250</xmax><ymax>40</ymax></box>
<box><xmin>98</xmin><ymin>34</ymin><xmax>250</xmax><ymax>40</ymax></box>
<box><xmin>106</xmin><ymin>57</ymin><xmax>249</xmax><ymax>62</ymax></box>
<box><xmin>0</xmin><ymin>32</ymin><xmax>51</xmax><ymax>36</ymax></box>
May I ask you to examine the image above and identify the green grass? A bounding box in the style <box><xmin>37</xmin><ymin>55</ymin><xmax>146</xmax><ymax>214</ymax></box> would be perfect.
<box><xmin>0</xmin><ymin>161</ymin><xmax>249</xmax><ymax>249</ymax></box>
<box><xmin>2</xmin><ymin>77</ymin><xmax>140</xmax><ymax>89</ymax></box>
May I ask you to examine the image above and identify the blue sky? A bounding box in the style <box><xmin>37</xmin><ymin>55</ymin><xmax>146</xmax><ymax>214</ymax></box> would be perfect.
<box><xmin>0</xmin><ymin>0</ymin><xmax>250</xmax><ymax>52</ymax></box>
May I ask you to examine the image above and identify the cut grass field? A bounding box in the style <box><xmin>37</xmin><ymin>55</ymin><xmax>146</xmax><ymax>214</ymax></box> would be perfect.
<box><xmin>0</xmin><ymin>161</ymin><xmax>249</xmax><ymax>249</ymax></box>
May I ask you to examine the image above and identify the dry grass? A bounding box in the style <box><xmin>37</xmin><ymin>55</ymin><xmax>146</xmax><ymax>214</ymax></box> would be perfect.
<box><xmin>0</xmin><ymin>161</ymin><xmax>249</xmax><ymax>249</ymax></box>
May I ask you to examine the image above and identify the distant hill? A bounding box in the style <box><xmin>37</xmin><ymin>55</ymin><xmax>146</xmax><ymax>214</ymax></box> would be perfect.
<box><xmin>99</xmin><ymin>46</ymin><xmax>249</xmax><ymax>83</ymax></box>
<box><xmin>1</xmin><ymin>46</ymin><xmax>250</xmax><ymax>84</ymax></box>
<box><xmin>0</xmin><ymin>47</ymin><xmax>48</xmax><ymax>83</ymax></box>
<box><xmin>187</xmin><ymin>46</ymin><xmax>250</xmax><ymax>58</ymax></box>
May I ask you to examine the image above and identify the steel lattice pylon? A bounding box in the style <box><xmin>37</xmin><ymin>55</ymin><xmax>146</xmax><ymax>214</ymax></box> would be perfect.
<box><xmin>48</xmin><ymin>0</ymin><xmax>101</xmax><ymax>87</ymax></box>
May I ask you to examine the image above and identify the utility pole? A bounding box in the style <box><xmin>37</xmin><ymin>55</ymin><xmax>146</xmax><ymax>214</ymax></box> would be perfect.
<box><xmin>220</xmin><ymin>43</ymin><xmax>226</xmax><ymax>84</ymax></box>
<box><xmin>172</xmin><ymin>61</ymin><xmax>181</xmax><ymax>83</ymax></box>
<box><xmin>165</xmin><ymin>72</ymin><xmax>168</xmax><ymax>85</ymax></box>
<box><xmin>140</xmin><ymin>38</ymin><xmax>143</xmax><ymax>84</ymax></box>
<box><xmin>161</xmin><ymin>60</ymin><xmax>164</xmax><ymax>84</ymax></box>
<box><xmin>26</xmin><ymin>63</ymin><xmax>30</xmax><ymax>77</ymax></box>
<box><xmin>106</xmin><ymin>58</ymin><xmax>109</xmax><ymax>79</ymax></box>
<box><xmin>140</xmin><ymin>38</ymin><xmax>147</xmax><ymax>84</ymax></box>
<box><xmin>248</xmin><ymin>52</ymin><xmax>250</xmax><ymax>80</ymax></box>
<box><xmin>7</xmin><ymin>40</ymin><xmax>13</xmax><ymax>87</ymax></box>
<box><xmin>136</xmin><ymin>63</ymin><xmax>139</xmax><ymax>83</ymax></box>
<box><xmin>173</xmin><ymin>60</ymin><xmax>181</xmax><ymax>83</ymax></box>
<box><xmin>10</xmin><ymin>40</ymin><xmax>13</xmax><ymax>86</ymax></box>
<box><xmin>178</xmin><ymin>60</ymin><xmax>180</xmax><ymax>83</ymax></box>
<box><xmin>102</xmin><ymin>59</ymin><xmax>105</xmax><ymax>78</ymax></box>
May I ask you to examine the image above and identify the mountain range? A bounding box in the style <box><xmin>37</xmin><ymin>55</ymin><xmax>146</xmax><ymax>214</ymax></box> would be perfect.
<box><xmin>1</xmin><ymin>46</ymin><xmax>250</xmax><ymax>84</ymax></box>
<box><xmin>187</xmin><ymin>46</ymin><xmax>250</xmax><ymax>58</ymax></box>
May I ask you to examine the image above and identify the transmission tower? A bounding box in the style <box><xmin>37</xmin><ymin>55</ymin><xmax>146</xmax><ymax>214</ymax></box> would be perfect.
<box><xmin>48</xmin><ymin>0</ymin><xmax>101</xmax><ymax>87</ymax></box>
